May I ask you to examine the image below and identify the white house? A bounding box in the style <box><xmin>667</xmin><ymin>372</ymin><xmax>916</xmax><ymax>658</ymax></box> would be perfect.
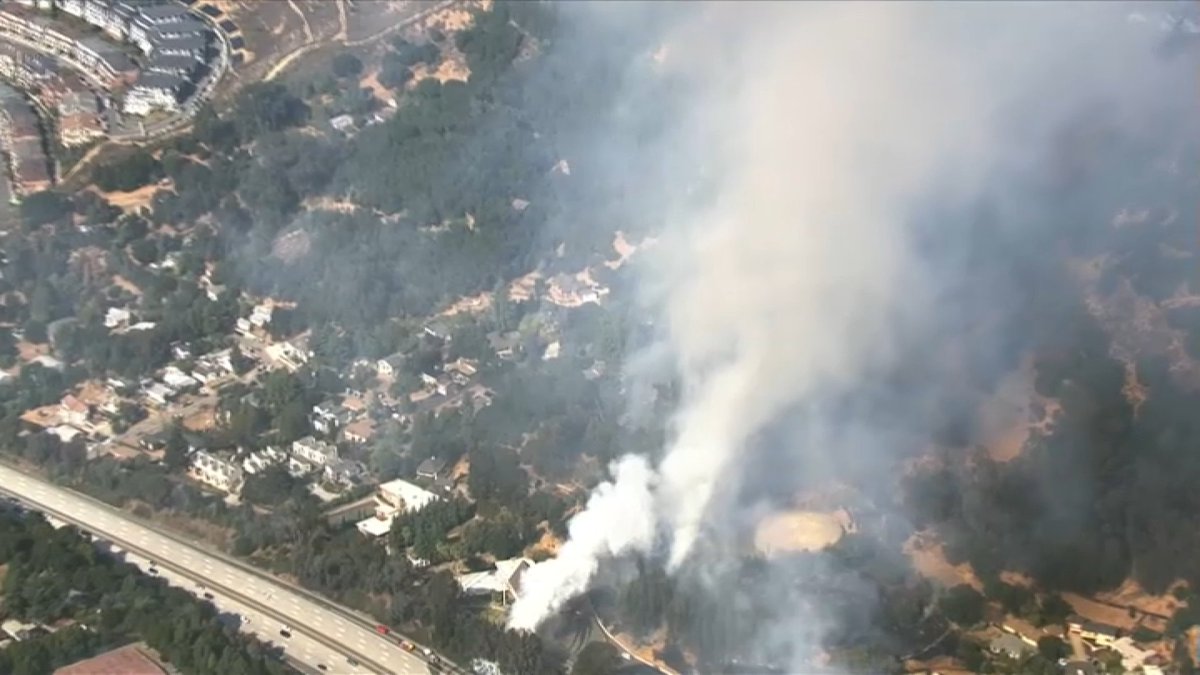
<box><xmin>291</xmin><ymin>436</ymin><xmax>338</xmax><ymax>466</ymax></box>
<box><xmin>456</xmin><ymin>557</ymin><xmax>531</xmax><ymax>605</ymax></box>
<box><xmin>356</xmin><ymin>479</ymin><xmax>440</xmax><ymax>538</ymax></box>
<box><xmin>191</xmin><ymin>450</ymin><xmax>244</xmax><ymax>493</ymax></box>
<box><xmin>161</xmin><ymin>366</ymin><xmax>198</xmax><ymax>391</ymax></box>
<box><xmin>104</xmin><ymin>307</ymin><xmax>131</xmax><ymax>329</ymax></box>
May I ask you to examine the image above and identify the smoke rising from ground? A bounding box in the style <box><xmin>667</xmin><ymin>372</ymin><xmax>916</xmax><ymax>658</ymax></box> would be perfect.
<box><xmin>509</xmin><ymin>0</ymin><xmax>1189</xmax><ymax>659</ymax></box>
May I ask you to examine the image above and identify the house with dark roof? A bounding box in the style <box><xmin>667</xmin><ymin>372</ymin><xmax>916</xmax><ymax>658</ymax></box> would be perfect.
<box><xmin>416</xmin><ymin>455</ymin><xmax>448</xmax><ymax>480</ymax></box>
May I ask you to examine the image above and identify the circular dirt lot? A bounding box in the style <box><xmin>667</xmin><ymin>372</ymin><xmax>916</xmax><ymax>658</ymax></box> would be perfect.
<box><xmin>754</xmin><ymin>510</ymin><xmax>845</xmax><ymax>556</ymax></box>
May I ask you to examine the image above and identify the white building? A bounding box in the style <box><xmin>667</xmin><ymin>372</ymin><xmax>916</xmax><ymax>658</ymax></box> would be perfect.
<box><xmin>291</xmin><ymin>436</ymin><xmax>338</xmax><ymax>466</ymax></box>
<box><xmin>191</xmin><ymin>450</ymin><xmax>243</xmax><ymax>493</ymax></box>
<box><xmin>456</xmin><ymin>557</ymin><xmax>531</xmax><ymax>605</ymax></box>
<box><xmin>123</xmin><ymin>71</ymin><xmax>184</xmax><ymax>115</ymax></box>
<box><xmin>104</xmin><ymin>307</ymin><xmax>131</xmax><ymax>329</ymax></box>
<box><xmin>356</xmin><ymin>478</ymin><xmax>440</xmax><ymax>538</ymax></box>
<box><xmin>161</xmin><ymin>365</ymin><xmax>198</xmax><ymax>391</ymax></box>
<box><xmin>143</xmin><ymin>382</ymin><xmax>176</xmax><ymax>406</ymax></box>
<box><xmin>264</xmin><ymin>340</ymin><xmax>310</xmax><ymax>372</ymax></box>
<box><xmin>242</xmin><ymin>446</ymin><xmax>285</xmax><ymax>475</ymax></box>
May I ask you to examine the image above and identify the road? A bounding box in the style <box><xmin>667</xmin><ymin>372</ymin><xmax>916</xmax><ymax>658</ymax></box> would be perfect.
<box><xmin>0</xmin><ymin>463</ymin><xmax>436</xmax><ymax>675</ymax></box>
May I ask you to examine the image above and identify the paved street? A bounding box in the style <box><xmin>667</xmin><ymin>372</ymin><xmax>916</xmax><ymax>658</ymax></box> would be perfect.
<box><xmin>0</xmin><ymin>463</ymin><xmax>434</xmax><ymax>675</ymax></box>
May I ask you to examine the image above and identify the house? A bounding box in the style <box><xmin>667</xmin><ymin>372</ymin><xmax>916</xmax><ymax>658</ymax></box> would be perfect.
<box><xmin>444</xmin><ymin>357</ymin><xmax>478</xmax><ymax>386</ymax></box>
<box><xmin>356</xmin><ymin>479</ymin><xmax>440</xmax><ymax>538</ymax></box>
<box><xmin>241</xmin><ymin>446</ymin><xmax>285</xmax><ymax>475</ymax></box>
<box><xmin>311</xmin><ymin>401</ymin><xmax>340</xmax><ymax>434</ymax></box>
<box><xmin>48</xmin><ymin>425</ymin><xmax>82</xmax><ymax>443</ymax></box>
<box><xmin>342</xmin><ymin>418</ymin><xmax>374</xmax><ymax>445</ymax></box>
<box><xmin>1068</xmin><ymin>615</ymin><xmax>1120</xmax><ymax>647</ymax></box>
<box><xmin>416</xmin><ymin>456</ymin><xmax>447</xmax><ymax>481</ymax></box>
<box><xmin>143</xmin><ymin>382</ymin><xmax>176</xmax><ymax>406</ymax></box>
<box><xmin>329</xmin><ymin>113</ymin><xmax>355</xmax><ymax>134</ymax></box>
<box><xmin>161</xmin><ymin>366</ymin><xmax>198</xmax><ymax>391</ymax></box>
<box><xmin>32</xmin><ymin>355</ymin><xmax>64</xmax><ymax>370</ymax></box>
<box><xmin>104</xmin><ymin>307</ymin><xmax>132</xmax><ymax>329</ymax></box>
<box><xmin>190</xmin><ymin>450</ymin><xmax>243</xmax><ymax>493</ymax></box>
<box><xmin>456</xmin><ymin>557</ymin><xmax>530</xmax><ymax>606</ymax></box>
<box><xmin>264</xmin><ymin>340</ymin><xmax>309</xmax><ymax>372</ymax></box>
<box><xmin>546</xmin><ymin>273</ymin><xmax>608</xmax><ymax>307</ymax></box>
<box><xmin>291</xmin><ymin>436</ymin><xmax>338</xmax><ymax>466</ymax></box>
<box><xmin>378</xmin><ymin>478</ymin><xmax>439</xmax><ymax>513</ymax></box>
<box><xmin>123</xmin><ymin>72</ymin><xmax>186</xmax><ymax>115</ymax></box>
<box><xmin>1</xmin><ymin>618</ymin><xmax>42</xmax><ymax>641</ymax></box>
<box><xmin>989</xmin><ymin>633</ymin><xmax>1032</xmax><ymax>659</ymax></box>
<box><xmin>487</xmin><ymin>331</ymin><xmax>522</xmax><ymax>361</ymax></box>
<box><xmin>286</xmin><ymin>456</ymin><xmax>312</xmax><ymax>478</ymax></box>
<box><xmin>376</xmin><ymin>352</ymin><xmax>405</xmax><ymax>377</ymax></box>
<box><xmin>59</xmin><ymin>394</ymin><xmax>89</xmax><ymax>426</ymax></box>
<box><xmin>323</xmin><ymin>458</ymin><xmax>365</xmax><ymax>486</ymax></box>
<box><xmin>1109</xmin><ymin>637</ymin><xmax>1156</xmax><ymax>671</ymax></box>
<box><xmin>52</xmin><ymin>642</ymin><xmax>167</xmax><ymax>675</ymax></box>
<box><xmin>423</xmin><ymin>319</ymin><xmax>453</xmax><ymax>341</ymax></box>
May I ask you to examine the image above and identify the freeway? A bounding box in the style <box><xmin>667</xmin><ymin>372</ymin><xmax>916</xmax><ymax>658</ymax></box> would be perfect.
<box><xmin>0</xmin><ymin>463</ymin><xmax>435</xmax><ymax>675</ymax></box>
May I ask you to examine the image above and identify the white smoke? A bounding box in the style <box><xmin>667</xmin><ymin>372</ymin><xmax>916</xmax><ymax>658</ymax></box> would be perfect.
<box><xmin>509</xmin><ymin>0</ymin><xmax>1183</xmax><ymax>639</ymax></box>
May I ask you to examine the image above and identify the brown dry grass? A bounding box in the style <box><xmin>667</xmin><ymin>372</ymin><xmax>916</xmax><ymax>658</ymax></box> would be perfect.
<box><xmin>1095</xmin><ymin>578</ymin><xmax>1185</xmax><ymax>622</ymax></box>
<box><xmin>358</xmin><ymin>68</ymin><xmax>395</xmax><ymax>105</ymax></box>
<box><xmin>92</xmin><ymin>183</ymin><xmax>162</xmax><ymax>212</ymax></box>
<box><xmin>182</xmin><ymin>408</ymin><xmax>217</xmax><ymax>432</ymax></box>
<box><xmin>111</xmin><ymin>275</ymin><xmax>144</xmax><ymax>298</ymax></box>
<box><xmin>1063</xmin><ymin>592</ymin><xmax>1164</xmax><ymax>633</ymax></box>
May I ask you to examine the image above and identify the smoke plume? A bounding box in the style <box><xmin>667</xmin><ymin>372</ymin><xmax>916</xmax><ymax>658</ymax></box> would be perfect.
<box><xmin>509</xmin><ymin>0</ymin><xmax>1187</xmax><ymax>653</ymax></box>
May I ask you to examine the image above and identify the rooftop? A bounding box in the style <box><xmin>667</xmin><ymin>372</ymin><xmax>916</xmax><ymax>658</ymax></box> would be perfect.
<box><xmin>54</xmin><ymin>643</ymin><xmax>166</xmax><ymax>675</ymax></box>
<box><xmin>132</xmin><ymin>71</ymin><xmax>184</xmax><ymax>91</ymax></box>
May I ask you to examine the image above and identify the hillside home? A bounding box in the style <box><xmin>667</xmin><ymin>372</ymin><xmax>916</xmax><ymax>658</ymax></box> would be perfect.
<box><xmin>190</xmin><ymin>450</ymin><xmax>243</xmax><ymax>493</ymax></box>
<box><xmin>291</xmin><ymin>436</ymin><xmax>338</xmax><ymax>466</ymax></box>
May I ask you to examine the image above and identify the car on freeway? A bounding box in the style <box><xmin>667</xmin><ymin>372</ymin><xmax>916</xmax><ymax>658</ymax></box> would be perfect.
<box><xmin>400</xmin><ymin>641</ymin><xmax>416</xmax><ymax>652</ymax></box>
<box><xmin>317</xmin><ymin>665</ymin><xmax>327</xmax><ymax>671</ymax></box>
<box><xmin>279</xmin><ymin>625</ymin><xmax>292</xmax><ymax>639</ymax></box>
<box><xmin>202</xmin><ymin>592</ymin><xmax>214</xmax><ymax>600</ymax></box>
<box><xmin>375</xmin><ymin>624</ymin><xmax>390</xmax><ymax>635</ymax></box>
<box><xmin>347</xmin><ymin>657</ymin><xmax>359</xmax><ymax>667</ymax></box>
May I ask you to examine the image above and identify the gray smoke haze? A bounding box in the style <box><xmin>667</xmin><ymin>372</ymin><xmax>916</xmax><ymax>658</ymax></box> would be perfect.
<box><xmin>509</xmin><ymin>0</ymin><xmax>1194</xmax><ymax>665</ymax></box>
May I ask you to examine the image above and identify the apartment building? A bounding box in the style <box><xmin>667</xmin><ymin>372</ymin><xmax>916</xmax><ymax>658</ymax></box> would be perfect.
<box><xmin>0</xmin><ymin>6</ymin><xmax>136</xmax><ymax>88</ymax></box>
<box><xmin>190</xmin><ymin>450</ymin><xmax>243</xmax><ymax>493</ymax></box>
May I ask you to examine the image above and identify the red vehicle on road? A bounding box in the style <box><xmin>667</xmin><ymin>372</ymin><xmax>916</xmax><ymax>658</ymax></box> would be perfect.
<box><xmin>375</xmin><ymin>624</ymin><xmax>390</xmax><ymax>635</ymax></box>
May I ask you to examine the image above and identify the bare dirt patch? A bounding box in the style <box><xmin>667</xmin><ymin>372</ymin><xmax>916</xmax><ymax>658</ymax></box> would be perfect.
<box><xmin>182</xmin><ymin>408</ymin><xmax>217</xmax><ymax>432</ymax></box>
<box><xmin>91</xmin><ymin>183</ymin><xmax>162</xmax><ymax>212</ymax></box>
<box><xmin>905</xmin><ymin>532</ymin><xmax>982</xmax><ymax>591</ymax></box>
<box><xmin>439</xmin><ymin>292</ymin><xmax>491</xmax><ymax>318</ymax></box>
<box><xmin>112</xmin><ymin>275</ymin><xmax>144</xmax><ymax>297</ymax></box>
<box><xmin>16</xmin><ymin>340</ymin><xmax>48</xmax><ymax>363</ymax></box>
<box><xmin>754</xmin><ymin>510</ymin><xmax>845</xmax><ymax>556</ymax></box>
<box><xmin>358</xmin><ymin>68</ymin><xmax>396</xmax><ymax>105</ymax></box>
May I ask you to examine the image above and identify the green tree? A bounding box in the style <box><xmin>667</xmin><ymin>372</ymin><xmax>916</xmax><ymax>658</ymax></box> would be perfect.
<box><xmin>939</xmin><ymin>585</ymin><xmax>985</xmax><ymax>626</ymax></box>
<box><xmin>1036</xmin><ymin>635</ymin><xmax>1068</xmax><ymax>661</ymax></box>
<box><xmin>20</xmin><ymin>191</ymin><xmax>72</xmax><ymax>227</ymax></box>
<box><xmin>331</xmin><ymin>52</ymin><xmax>364</xmax><ymax>78</ymax></box>
<box><xmin>571</xmin><ymin>638</ymin><xmax>624</xmax><ymax>667</ymax></box>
